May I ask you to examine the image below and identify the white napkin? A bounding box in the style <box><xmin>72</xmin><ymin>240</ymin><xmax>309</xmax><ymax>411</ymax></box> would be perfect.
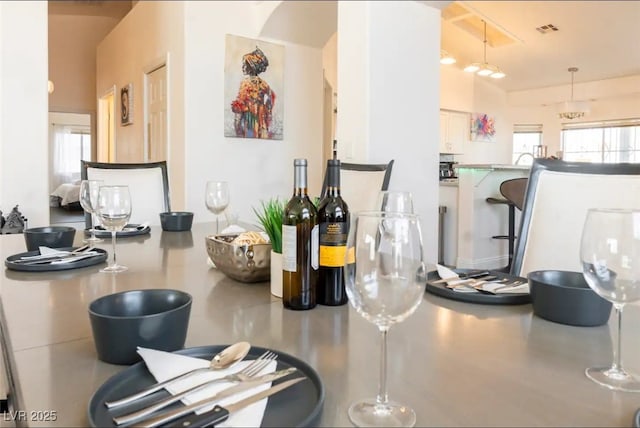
<box><xmin>220</xmin><ymin>224</ymin><xmax>246</xmax><ymax>234</ymax></box>
<box><xmin>137</xmin><ymin>347</ymin><xmax>276</xmax><ymax>427</ymax></box>
<box><xmin>482</xmin><ymin>282</ymin><xmax>530</xmax><ymax>294</ymax></box>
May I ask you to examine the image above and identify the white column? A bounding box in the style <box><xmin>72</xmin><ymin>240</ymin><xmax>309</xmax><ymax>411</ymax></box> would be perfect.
<box><xmin>337</xmin><ymin>1</ymin><xmax>442</xmax><ymax>264</ymax></box>
<box><xmin>0</xmin><ymin>1</ymin><xmax>49</xmax><ymax>227</ymax></box>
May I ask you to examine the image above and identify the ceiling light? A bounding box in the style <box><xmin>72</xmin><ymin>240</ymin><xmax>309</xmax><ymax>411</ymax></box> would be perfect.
<box><xmin>558</xmin><ymin>67</ymin><xmax>589</xmax><ymax>120</ymax></box>
<box><xmin>464</xmin><ymin>20</ymin><xmax>506</xmax><ymax>79</ymax></box>
<box><xmin>440</xmin><ymin>50</ymin><xmax>456</xmax><ymax>65</ymax></box>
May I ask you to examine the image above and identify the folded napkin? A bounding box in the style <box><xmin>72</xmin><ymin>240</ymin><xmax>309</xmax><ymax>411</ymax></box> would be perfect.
<box><xmin>220</xmin><ymin>224</ymin><xmax>246</xmax><ymax>234</ymax></box>
<box><xmin>137</xmin><ymin>347</ymin><xmax>277</xmax><ymax>427</ymax></box>
<box><xmin>451</xmin><ymin>282</ymin><xmax>530</xmax><ymax>294</ymax></box>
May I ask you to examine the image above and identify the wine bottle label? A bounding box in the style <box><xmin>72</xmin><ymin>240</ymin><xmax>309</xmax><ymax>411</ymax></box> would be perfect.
<box><xmin>319</xmin><ymin>222</ymin><xmax>348</xmax><ymax>267</ymax></box>
<box><xmin>311</xmin><ymin>224</ymin><xmax>319</xmax><ymax>270</ymax></box>
<box><xmin>282</xmin><ymin>225</ymin><xmax>297</xmax><ymax>272</ymax></box>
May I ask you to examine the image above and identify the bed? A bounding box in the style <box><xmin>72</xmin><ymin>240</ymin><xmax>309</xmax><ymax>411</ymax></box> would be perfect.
<box><xmin>50</xmin><ymin>182</ymin><xmax>83</xmax><ymax>210</ymax></box>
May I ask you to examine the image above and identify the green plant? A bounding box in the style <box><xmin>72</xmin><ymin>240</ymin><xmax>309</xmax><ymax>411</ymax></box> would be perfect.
<box><xmin>253</xmin><ymin>197</ymin><xmax>286</xmax><ymax>254</ymax></box>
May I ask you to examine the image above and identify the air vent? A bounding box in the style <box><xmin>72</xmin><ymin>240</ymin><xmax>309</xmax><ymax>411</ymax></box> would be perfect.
<box><xmin>536</xmin><ymin>24</ymin><xmax>559</xmax><ymax>34</ymax></box>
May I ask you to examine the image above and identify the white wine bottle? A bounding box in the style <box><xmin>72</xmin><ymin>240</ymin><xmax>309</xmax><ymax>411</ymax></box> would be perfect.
<box><xmin>282</xmin><ymin>159</ymin><xmax>319</xmax><ymax>310</ymax></box>
<box><xmin>317</xmin><ymin>159</ymin><xmax>349</xmax><ymax>306</ymax></box>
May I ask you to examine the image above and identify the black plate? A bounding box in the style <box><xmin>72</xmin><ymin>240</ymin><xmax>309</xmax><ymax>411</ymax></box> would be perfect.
<box><xmin>425</xmin><ymin>268</ymin><xmax>531</xmax><ymax>305</ymax></box>
<box><xmin>87</xmin><ymin>224</ymin><xmax>150</xmax><ymax>238</ymax></box>
<box><xmin>5</xmin><ymin>247</ymin><xmax>108</xmax><ymax>272</ymax></box>
<box><xmin>87</xmin><ymin>345</ymin><xmax>324</xmax><ymax>427</ymax></box>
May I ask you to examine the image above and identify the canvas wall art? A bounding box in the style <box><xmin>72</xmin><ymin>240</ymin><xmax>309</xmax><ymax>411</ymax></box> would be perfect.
<box><xmin>224</xmin><ymin>34</ymin><xmax>284</xmax><ymax>140</ymax></box>
<box><xmin>471</xmin><ymin>113</ymin><xmax>496</xmax><ymax>142</ymax></box>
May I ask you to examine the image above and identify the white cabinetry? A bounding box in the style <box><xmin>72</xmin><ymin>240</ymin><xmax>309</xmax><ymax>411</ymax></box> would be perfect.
<box><xmin>439</xmin><ymin>110</ymin><xmax>469</xmax><ymax>154</ymax></box>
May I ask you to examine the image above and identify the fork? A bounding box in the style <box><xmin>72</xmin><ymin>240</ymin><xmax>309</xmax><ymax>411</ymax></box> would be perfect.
<box><xmin>111</xmin><ymin>351</ymin><xmax>277</xmax><ymax>426</ymax></box>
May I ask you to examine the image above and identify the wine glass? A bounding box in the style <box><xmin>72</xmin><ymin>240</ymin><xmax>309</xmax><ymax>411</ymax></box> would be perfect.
<box><xmin>205</xmin><ymin>181</ymin><xmax>230</xmax><ymax>234</ymax></box>
<box><xmin>580</xmin><ymin>208</ymin><xmax>640</xmax><ymax>392</ymax></box>
<box><xmin>96</xmin><ymin>185</ymin><xmax>132</xmax><ymax>273</ymax></box>
<box><xmin>345</xmin><ymin>211</ymin><xmax>426</xmax><ymax>426</ymax></box>
<box><xmin>376</xmin><ymin>191</ymin><xmax>414</xmax><ymax>214</ymax></box>
<box><xmin>79</xmin><ymin>179</ymin><xmax>104</xmax><ymax>244</ymax></box>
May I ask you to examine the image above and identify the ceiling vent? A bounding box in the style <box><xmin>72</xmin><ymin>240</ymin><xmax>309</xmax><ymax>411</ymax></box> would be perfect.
<box><xmin>536</xmin><ymin>24</ymin><xmax>559</xmax><ymax>34</ymax></box>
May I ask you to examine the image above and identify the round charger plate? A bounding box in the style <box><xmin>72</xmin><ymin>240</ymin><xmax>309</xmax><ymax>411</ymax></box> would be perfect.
<box><xmin>4</xmin><ymin>247</ymin><xmax>108</xmax><ymax>272</ymax></box>
<box><xmin>87</xmin><ymin>345</ymin><xmax>324</xmax><ymax>427</ymax></box>
<box><xmin>86</xmin><ymin>224</ymin><xmax>150</xmax><ymax>238</ymax></box>
<box><xmin>425</xmin><ymin>268</ymin><xmax>531</xmax><ymax>305</ymax></box>
<box><xmin>634</xmin><ymin>408</ymin><xmax>640</xmax><ymax>428</ymax></box>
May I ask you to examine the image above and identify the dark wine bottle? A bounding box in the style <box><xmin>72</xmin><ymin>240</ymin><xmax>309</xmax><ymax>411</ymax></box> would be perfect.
<box><xmin>317</xmin><ymin>159</ymin><xmax>349</xmax><ymax>306</ymax></box>
<box><xmin>282</xmin><ymin>159</ymin><xmax>319</xmax><ymax>310</ymax></box>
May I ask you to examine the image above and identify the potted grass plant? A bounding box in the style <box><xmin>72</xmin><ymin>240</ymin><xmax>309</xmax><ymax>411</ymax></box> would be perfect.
<box><xmin>253</xmin><ymin>198</ymin><xmax>286</xmax><ymax>297</ymax></box>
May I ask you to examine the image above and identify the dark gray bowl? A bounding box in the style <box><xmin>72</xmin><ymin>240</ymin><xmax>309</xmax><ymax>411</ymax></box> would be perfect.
<box><xmin>160</xmin><ymin>211</ymin><xmax>194</xmax><ymax>232</ymax></box>
<box><xmin>23</xmin><ymin>226</ymin><xmax>76</xmax><ymax>251</ymax></box>
<box><xmin>529</xmin><ymin>270</ymin><xmax>612</xmax><ymax>327</ymax></box>
<box><xmin>88</xmin><ymin>289</ymin><xmax>192</xmax><ymax>365</ymax></box>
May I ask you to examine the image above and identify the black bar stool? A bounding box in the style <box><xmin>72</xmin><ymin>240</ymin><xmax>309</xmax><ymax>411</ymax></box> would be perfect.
<box><xmin>486</xmin><ymin>178</ymin><xmax>527</xmax><ymax>272</ymax></box>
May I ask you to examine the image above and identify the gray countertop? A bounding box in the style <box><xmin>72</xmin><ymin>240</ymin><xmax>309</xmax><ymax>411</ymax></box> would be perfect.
<box><xmin>1</xmin><ymin>222</ymin><xmax>639</xmax><ymax>427</ymax></box>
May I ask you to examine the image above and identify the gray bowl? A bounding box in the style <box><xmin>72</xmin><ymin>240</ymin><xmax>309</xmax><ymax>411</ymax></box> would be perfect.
<box><xmin>160</xmin><ymin>211</ymin><xmax>194</xmax><ymax>232</ymax></box>
<box><xmin>88</xmin><ymin>289</ymin><xmax>192</xmax><ymax>365</ymax></box>
<box><xmin>23</xmin><ymin>226</ymin><xmax>76</xmax><ymax>251</ymax></box>
<box><xmin>529</xmin><ymin>270</ymin><xmax>612</xmax><ymax>327</ymax></box>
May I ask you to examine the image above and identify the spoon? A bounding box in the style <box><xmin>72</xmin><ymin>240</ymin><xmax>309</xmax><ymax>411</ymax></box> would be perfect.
<box><xmin>104</xmin><ymin>341</ymin><xmax>251</xmax><ymax>409</ymax></box>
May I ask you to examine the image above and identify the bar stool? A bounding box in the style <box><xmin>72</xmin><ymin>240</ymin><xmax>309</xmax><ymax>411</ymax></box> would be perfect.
<box><xmin>486</xmin><ymin>178</ymin><xmax>527</xmax><ymax>272</ymax></box>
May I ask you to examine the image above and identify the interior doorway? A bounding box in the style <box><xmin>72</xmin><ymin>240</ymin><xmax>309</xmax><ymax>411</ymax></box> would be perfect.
<box><xmin>97</xmin><ymin>86</ymin><xmax>116</xmax><ymax>162</ymax></box>
<box><xmin>145</xmin><ymin>64</ymin><xmax>168</xmax><ymax>162</ymax></box>
<box><xmin>322</xmin><ymin>77</ymin><xmax>335</xmax><ymax>166</ymax></box>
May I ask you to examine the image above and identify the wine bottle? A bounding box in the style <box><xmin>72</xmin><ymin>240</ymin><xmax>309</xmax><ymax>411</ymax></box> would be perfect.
<box><xmin>282</xmin><ymin>159</ymin><xmax>319</xmax><ymax>310</ymax></box>
<box><xmin>317</xmin><ymin>159</ymin><xmax>349</xmax><ymax>306</ymax></box>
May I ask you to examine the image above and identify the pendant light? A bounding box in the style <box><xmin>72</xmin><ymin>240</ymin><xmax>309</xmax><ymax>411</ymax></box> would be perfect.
<box><xmin>464</xmin><ymin>20</ymin><xmax>506</xmax><ymax>79</ymax></box>
<box><xmin>558</xmin><ymin>67</ymin><xmax>589</xmax><ymax>120</ymax></box>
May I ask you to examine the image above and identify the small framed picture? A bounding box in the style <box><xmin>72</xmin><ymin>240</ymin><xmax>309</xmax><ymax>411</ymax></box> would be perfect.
<box><xmin>121</xmin><ymin>83</ymin><xmax>133</xmax><ymax>126</ymax></box>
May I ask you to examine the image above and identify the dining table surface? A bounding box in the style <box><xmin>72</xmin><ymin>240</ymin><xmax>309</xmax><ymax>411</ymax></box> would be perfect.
<box><xmin>1</xmin><ymin>221</ymin><xmax>640</xmax><ymax>427</ymax></box>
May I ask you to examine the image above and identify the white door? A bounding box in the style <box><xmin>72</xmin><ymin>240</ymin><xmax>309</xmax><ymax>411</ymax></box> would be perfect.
<box><xmin>146</xmin><ymin>65</ymin><xmax>168</xmax><ymax>162</ymax></box>
<box><xmin>97</xmin><ymin>87</ymin><xmax>116</xmax><ymax>162</ymax></box>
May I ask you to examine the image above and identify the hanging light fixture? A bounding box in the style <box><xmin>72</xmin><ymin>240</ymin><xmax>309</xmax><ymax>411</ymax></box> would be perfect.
<box><xmin>558</xmin><ymin>67</ymin><xmax>589</xmax><ymax>120</ymax></box>
<box><xmin>464</xmin><ymin>20</ymin><xmax>506</xmax><ymax>79</ymax></box>
<box><xmin>440</xmin><ymin>49</ymin><xmax>456</xmax><ymax>65</ymax></box>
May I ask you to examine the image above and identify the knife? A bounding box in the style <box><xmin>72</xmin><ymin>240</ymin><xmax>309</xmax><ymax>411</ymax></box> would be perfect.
<box><xmin>166</xmin><ymin>377</ymin><xmax>305</xmax><ymax>428</ymax></box>
<box><xmin>13</xmin><ymin>251</ymin><xmax>101</xmax><ymax>265</ymax></box>
<box><xmin>113</xmin><ymin>367</ymin><xmax>297</xmax><ymax>426</ymax></box>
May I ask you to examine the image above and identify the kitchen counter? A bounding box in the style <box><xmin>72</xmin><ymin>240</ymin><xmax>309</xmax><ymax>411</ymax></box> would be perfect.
<box><xmin>455</xmin><ymin>164</ymin><xmax>531</xmax><ymax>171</ymax></box>
<box><xmin>1</xmin><ymin>223</ymin><xmax>639</xmax><ymax>427</ymax></box>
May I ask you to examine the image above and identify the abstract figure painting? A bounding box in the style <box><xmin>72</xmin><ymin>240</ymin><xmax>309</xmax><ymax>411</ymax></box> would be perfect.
<box><xmin>224</xmin><ymin>34</ymin><xmax>284</xmax><ymax>140</ymax></box>
<box><xmin>121</xmin><ymin>84</ymin><xmax>133</xmax><ymax>126</ymax></box>
<box><xmin>471</xmin><ymin>113</ymin><xmax>496</xmax><ymax>142</ymax></box>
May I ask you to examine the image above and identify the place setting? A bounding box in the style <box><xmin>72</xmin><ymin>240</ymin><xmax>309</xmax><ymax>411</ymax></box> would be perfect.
<box><xmin>425</xmin><ymin>263</ymin><xmax>531</xmax><ymax>305</ymax></box>
<box><xmin>86</xmin><ymin>289</ymin><xmax>324</xmax><ymax>427</ymax></box>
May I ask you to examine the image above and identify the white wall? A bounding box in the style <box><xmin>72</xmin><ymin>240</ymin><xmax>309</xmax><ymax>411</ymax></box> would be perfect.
<box><xmin>183</xmin><ymin>1</ymin><xmax>324</xmax><ymax>224</ymax></box>
<box><xmin>0</xmin><ymin>2</ymin><xmax>49</xmax><ymax>227</ymax></box>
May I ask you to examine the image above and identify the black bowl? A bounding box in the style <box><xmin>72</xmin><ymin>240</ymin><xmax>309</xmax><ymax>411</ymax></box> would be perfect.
<box><xmin>159</xmin><ymin>211</ymin><xmax>194</xmax><ymax>232</ymax></box>
<box><xmin>23</xmin><ymin>226</ymin><xmax>76</xmax><ymax>251</ymax></box>
<box><xmin>529</xmin><ymin>270</ymin><xmax>612</xmax><ymax>327</ymax></box>
<box><xmin>88</xmin><ymin>289</ymin><xmax>192</xmax><ymax>365</ymax></box>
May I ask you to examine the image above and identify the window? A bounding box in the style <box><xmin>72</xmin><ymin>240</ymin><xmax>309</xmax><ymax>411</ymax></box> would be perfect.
<box><xmin>51</xmin><ymin>125</ymin><xmax>91</xmax><ymax>189</ymax></box>
<box><xmin>562</xmin><ymin>119</ymin><xmax>640</xmax><ymax>163</ymax></box>
<box><xmin>512</xmin><ymin>124</ymin><xmax>542</xmax><ymax>165</ymax></box>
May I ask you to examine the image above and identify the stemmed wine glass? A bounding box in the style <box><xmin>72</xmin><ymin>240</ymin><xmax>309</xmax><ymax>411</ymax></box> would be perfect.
<box><xmin>580</xmin><ymin>208</ymin><xmax>640</xmax><ymax>392</ymax></box>
<box><xmin>79</xmin><ymin>179</ymin><xmax>104</xmax><ymax>244</ymax></box>
<box><xmin>345</xmin><ymin>211</ymin><xmax>426</xmax><ymax>426</ymax></box>
<box><xmin>96</xmin><ymin>185</ymin><xmax>132</xmax><ymax>273</ymax></box>
<box><xmin>376</xmin><ymin>191</ymin><xmax>414</xmax><ymax>214</ymax></box>
<box><xmin>205</xmin><ymin>181</ymin><xmax>230</xmax><ymax>234</ymax></box>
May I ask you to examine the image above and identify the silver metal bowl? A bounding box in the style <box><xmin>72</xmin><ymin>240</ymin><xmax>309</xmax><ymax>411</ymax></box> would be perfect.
<box><xmin>205</xmin><ymin>234</ymin><xmax>271</xmax><ymax>283</ymax></box>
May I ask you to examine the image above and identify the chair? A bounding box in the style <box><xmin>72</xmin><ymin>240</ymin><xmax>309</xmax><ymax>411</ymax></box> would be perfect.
<box><xmin>320</xmin><ymin>160</ymin><xmax>394</xmax><ymax>214</ymax></box>
<box><xmin>485</xmin><ymin>178</ymin><xmax>528</xmax><ymax>272</ymax></box>
<box><xmin>81</xmin><ymin>161</ymin><xmax>171</xmax><ymax>228</ymax></box>
<box><xmin>510</xmin><ymin>159</ymin><xmax>640</xmax><ymax>278</ymax></box>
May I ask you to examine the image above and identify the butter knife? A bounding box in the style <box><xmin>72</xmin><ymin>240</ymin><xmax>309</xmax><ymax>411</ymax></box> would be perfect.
<box><xmin>112</xmin><ymin>367</ymin><xmax>297</xmax><ymax>426</ymax></box>
<box><xmin>140</xmin><ymin>377</ymin><xmax>305</xmax><ymax>428</ymax></box>
<box><xmin>14</xmin><ymin>252</ymin><xmax>100</xmax><ymax>265</ymax></box>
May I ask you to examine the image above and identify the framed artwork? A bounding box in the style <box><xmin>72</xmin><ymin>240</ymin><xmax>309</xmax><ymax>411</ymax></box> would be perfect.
<box><xmin>471</xmin><ymin>113</ymin><xmax>496</xmax><ymax>142</ymax></box>
<box><xmin>121</xmin><ymin>83</ymin><xmax>133</xmax><ymax>126</ymax></box>
<box><xmin>224</xmin><ymin>34</ymin><xmax>284</xmax><ymax>140</ymax></box>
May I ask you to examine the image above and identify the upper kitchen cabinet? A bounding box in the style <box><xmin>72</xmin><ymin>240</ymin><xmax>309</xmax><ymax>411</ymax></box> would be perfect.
<box><xmin>440</xmin><ymin>110</ymin><xmax>469</xmax><ymax>154</ymax></box>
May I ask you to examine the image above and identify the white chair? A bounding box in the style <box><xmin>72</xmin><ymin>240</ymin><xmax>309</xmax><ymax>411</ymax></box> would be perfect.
<box><xmin>81</xmin><ymin>161</ymin><xmax>171</xmax><ymax>227</ymax></box>
<box><xmin>511</xmin><ymin>159</ymin><xmax>640</xmax><ymax>278</ymax></box>
<box><xmin>321</xmin><ymin>160</ymin><xmax>394</xmax><ymax>214</ymax></box>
